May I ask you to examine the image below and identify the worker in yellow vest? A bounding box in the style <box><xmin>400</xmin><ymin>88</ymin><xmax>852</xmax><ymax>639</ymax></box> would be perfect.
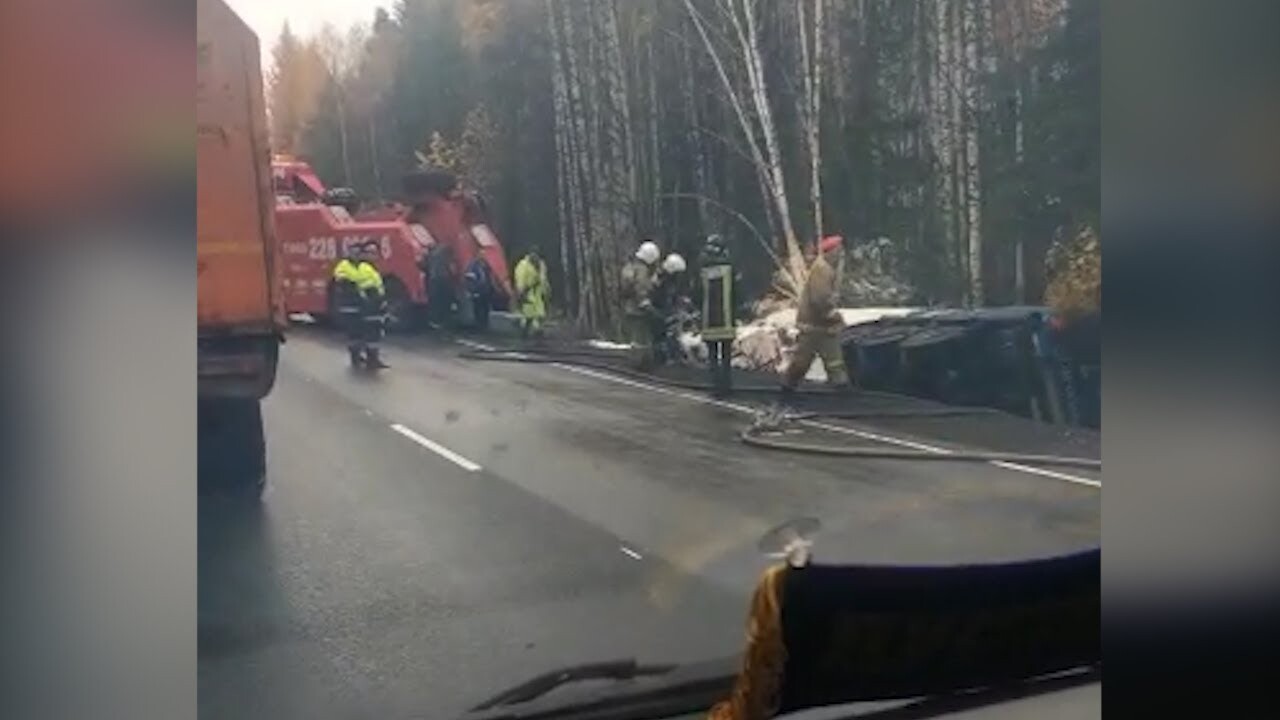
<box><xmin>513</xmin><ymin>249</ymin><xmax>551</xmax><ymax>341</ymax></box>
<box><xmin>332</xmin><ymin>241</ymin><xmax>389</xmax><ymax>369</ymax></box>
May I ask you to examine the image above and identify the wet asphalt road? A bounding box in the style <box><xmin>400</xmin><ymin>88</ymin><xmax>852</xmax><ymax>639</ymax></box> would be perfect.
<box><xmin>198</xmin><ymin>329</ymin><xmax>1100</xmax><ymax>719</ymax></box>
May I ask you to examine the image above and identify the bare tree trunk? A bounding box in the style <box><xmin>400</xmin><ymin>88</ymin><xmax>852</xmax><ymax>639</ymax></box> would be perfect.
<box><xmin>367</xmin><ymin>116</ymin><xmax>383</xmax><ymax>197</ymax></box>
<box><xmin>581</xmin><ymin>0</ymin><xmax>613</xmax><ymax>332</ymax></box>
<box><xmin>1015</xmin><ymin>236</ymin><xmax>1026</xmax><ymax>302</ymax></box>
<box><xmin>646</xmin><ymin>35</ymin><xmax>662</xmax><ymax>232</ymax></box>
<box><xmin>979</xmin><ymin>0</ymin><xmax>997</xmax><ymax>75</ymax></box>
<box><xmin>553</xmin><ymin>0</ymin><xmax>596</xmax><ymax>327</ymax></box>
<box><xmin>928</xmin><ymin>0</ymin><xmax>956</xmax><ymax>291</ymax></box>
<box><xmin>681</xmin><ymin>20</ymin><xmax>715</xmax><ymax>238</ymax></box>
<box><xmin>601</xmin><ymin>0</ymin><xmax>635</xmax><ymax>328</ymax></box>
<box><xmin>735</xmin><ymin>0</ymin><xmax>803</xmax><ymax>276</ymax></box>
<box><xmin>798</xmin><ymin>0</ymin><xmax>826</xmax><ymax>238</ymax></box>
<box><xmin>547</xmin><ymin>0</ymin><xmax>577</xmax><ymax>313</ymax></box>
<box><xmin>682</xmin><ymin>0</ymin><xmax>801</xmax><ymax>295</ymax></box>
<box><xmin>336</xmin><ymin>91</ymin><xmax>352</xmax><ymax>187</ymax></box>
<box><xmin>1014</xmin><ymin>70</ymin><xmax>1027</xmax><ymax>302</ymax></box>
<box><xmin>812</xmin><ymin>0</ymin><xmax>825</xmax><ymax>238</ymax></box>
<box><xmin>563</xmin><ymin>1</ymin><xmax>602</xmax><ymax>328</ymax></box>
<box><xmin>683</xmin><ymin>0</ymin><xmax>777</xmax><ymax>232</ymax></box>
<box><xmin>962</xmin><ymin>0</ymin><xmax>984</xmax><ymax>305</ymax></box>
<box><xmin>949</xmin><ymin>0</ymin><xmax>969</xmax><ymax>301</ymax></box>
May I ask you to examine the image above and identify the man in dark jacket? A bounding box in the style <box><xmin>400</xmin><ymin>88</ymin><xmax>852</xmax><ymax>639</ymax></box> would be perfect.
<box><xmin>403</xmin><ymin>169</ymin><xmax>460</xmax><ymax>331</ymax></box>
<box><xmin>419</xmin><ymin>242</ymin><xmax>456</xmax><ymax>330</ymax></box>
<box><xmin>463</xmin><ymin>254</ymin><xmax>494</xmax><ymax>331</ymax></box>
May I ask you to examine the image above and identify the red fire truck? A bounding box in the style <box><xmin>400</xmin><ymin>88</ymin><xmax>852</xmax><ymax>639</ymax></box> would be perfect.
<box><xmin>272</xmin><ymin>158</ymin><xmax>513</xmax><ymax>330</ymax></box>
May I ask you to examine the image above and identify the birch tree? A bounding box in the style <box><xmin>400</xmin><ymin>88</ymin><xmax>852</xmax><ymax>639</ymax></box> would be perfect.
<box><xmin>682</xmin><ymin>0</ymin><xmax>804</xmax><ymax>296</ymax></box>
<box><xmin>796</xmin><ymin>0</ymin><xmax>827</xmax><ymax>239</ymax></box>
<box><xmin>314</xmin><ymin>24</ymin><xmax>356</xmax><ymax>187</ymax></box>
<box><xmin>267</xmin><ymin>24</ymin><xmax>326</xmax><ymax>155</ymax></box>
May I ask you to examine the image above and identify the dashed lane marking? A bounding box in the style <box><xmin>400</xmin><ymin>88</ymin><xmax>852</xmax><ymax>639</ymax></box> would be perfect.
<box><xmin>620</xmin><ymin>546</ymin><xmax>643</xmax><ymax>560</ymax></box>
<box><xmin>389</xmin><ymin>423</ymin><xmax>482</xmax><ymax>472</ymax></box>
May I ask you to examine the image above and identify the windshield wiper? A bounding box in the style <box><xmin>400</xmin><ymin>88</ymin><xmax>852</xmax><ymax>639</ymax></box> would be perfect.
<box><xmin>457</xmin><ymin>660</ymin><xmax>1099</xmax><ymax>720</ymax></box>
<box><xmin>458</xmin><ymin>656</ymin><xmax>739</xmax><ymax>720</ymax></box>
<box><xmin>469</xmin><ymin>659</ymin><xmax>678</xmax><ymax>711</ymax></box>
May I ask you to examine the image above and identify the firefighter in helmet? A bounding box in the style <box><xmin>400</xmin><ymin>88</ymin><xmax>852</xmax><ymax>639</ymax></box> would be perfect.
<box><xmin>620</xmin><ymin>240</ymin><xmax>662</xmax><ymax>369</ymax></box>
<box><xmin>781</xmin><ymin>235</ymin><xmax>851</xmax><ymax>395</ymax></box>
<box><xmin>698</xmin><ymin>234</ymin><xmax>740</xmax><ymax>397</ymax></box>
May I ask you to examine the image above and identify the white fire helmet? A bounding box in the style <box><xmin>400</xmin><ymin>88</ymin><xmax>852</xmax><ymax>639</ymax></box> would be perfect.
<box><xmin>635</xmin><ymin>241</ymin><xmax>661</xmax><ymax>265</ymax></box>
<box><xmin>662</xmin><ymin>253</ymin><xmax>687</xmax><ymax>274</ymax></box>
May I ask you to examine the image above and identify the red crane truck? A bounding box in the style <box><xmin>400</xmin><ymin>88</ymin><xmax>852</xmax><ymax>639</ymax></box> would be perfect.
<box><xmin>272</xmin><ymin>159</ymin><xmax>514</xmax><ymax>331</ymax></box>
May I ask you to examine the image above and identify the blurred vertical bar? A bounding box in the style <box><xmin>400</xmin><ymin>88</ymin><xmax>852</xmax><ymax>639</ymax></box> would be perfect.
<box><xmin>0</xmin><ymin>1</ymin><xmax>195</xmax><ymax>719</ymax></box>
<box><xmin>1105</xmin><ymin>0</ymin><xmax>1280</xmax><ymax>714</ymax></box>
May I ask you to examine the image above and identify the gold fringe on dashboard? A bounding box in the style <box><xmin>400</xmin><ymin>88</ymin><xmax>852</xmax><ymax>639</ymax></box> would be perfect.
<box><xmin>707</xmin><ymin>564</ymin><xmax>788</xmax><ymax>720</ymax></box>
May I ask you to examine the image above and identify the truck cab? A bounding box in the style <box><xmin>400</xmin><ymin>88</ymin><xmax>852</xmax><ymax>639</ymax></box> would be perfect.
<box><xmin>197</xmin><ymin>0</ymin><xmax>285</xmax><ymax>498</ymax></box>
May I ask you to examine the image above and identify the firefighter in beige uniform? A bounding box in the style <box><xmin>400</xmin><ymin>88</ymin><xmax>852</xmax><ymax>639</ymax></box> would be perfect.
<box><xmin>620</xmin><ymin>240</ymin><xmax>662</xmax><ymax>369</ymax></box>
<box><xmin>781</xmin><ymin>235</ymin><xmax>852</xmax><ymax>395</ymax></box>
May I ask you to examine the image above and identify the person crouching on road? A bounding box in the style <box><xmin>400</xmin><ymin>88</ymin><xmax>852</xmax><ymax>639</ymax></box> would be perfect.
<box><xmin>513</xmin><ymin>249</ymin><xmax>550</xmax><ymax>341</ymax></box>
<box><xmin>333</xmin><ymin>242</ymin><xmax>389</xmax><ymax>368</ymax></box>
<box><xmin>620</xmin><ymin>240</ymin><xmax>661</xmax><ymax>370</ymax></box>
<box><xmin>650</xmin><ymin>252</ymin><xmax>688</xmax><ymax>365</ymax></box>
<box><xmin>781</xmin><ymin>235</ymin><xmax>850</xmax><ymax>395</ymax></box>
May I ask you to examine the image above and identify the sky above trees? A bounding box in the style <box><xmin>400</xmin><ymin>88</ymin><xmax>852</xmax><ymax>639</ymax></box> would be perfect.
<box><xmin>226</xmin><ymin>0</ymin><xmax>378</xmax><ymax>63</ymax></box>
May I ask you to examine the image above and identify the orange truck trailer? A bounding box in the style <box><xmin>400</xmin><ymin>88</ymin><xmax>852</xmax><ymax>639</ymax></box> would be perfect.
<box><xmin>197</xmin><ymin>0</ymin><xmax>284</xmax><ymax>497</ymax></box>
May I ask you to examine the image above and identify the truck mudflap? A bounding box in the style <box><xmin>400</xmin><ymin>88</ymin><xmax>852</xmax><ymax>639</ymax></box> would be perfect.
<box><xmin>198</xmin><ymin>333</ymin><xmax>280</xmax><ymax>399</ymax></box>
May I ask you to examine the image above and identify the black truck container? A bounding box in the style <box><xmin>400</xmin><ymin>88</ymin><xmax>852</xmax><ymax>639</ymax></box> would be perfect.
<box><xmin>839</xmin><ymin>307</ymin><xmax>1099</xmax><ymax>428</ymax></box>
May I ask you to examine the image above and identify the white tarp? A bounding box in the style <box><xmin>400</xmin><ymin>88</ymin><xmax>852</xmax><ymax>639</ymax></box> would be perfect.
<box><xmin>585</xmin><ymin>306</ymin><xmax>922</xmax><ymax>380</ymax></box>
<box><xmin>731</xmin><ymin>307</ymin><xmax>922</xmax><ymax>381</ymax></box>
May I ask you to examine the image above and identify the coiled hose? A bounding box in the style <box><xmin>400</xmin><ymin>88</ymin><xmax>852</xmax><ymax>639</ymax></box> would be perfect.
<box><xmin>458</xmin><ymin>347</ymin><xmax>1101</xmax><ymax>471</ymax></box>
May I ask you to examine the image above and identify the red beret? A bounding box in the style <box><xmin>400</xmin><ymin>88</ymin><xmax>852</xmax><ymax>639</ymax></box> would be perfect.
<box><xmin>819</xmin><ymin>235</ymin><xmax>844</xmax><ymax>253</ymax></box>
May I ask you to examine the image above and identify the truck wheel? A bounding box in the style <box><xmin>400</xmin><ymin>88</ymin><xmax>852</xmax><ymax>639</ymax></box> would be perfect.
<box><xmin>198</xmin><ymin>397</ymin><xmax>266</xmax><ymax>501</ymax></box>
<box><xmin>383</xmin><ymin>277</ymin><xmax>417</xmax><ymax>333</ymax></box>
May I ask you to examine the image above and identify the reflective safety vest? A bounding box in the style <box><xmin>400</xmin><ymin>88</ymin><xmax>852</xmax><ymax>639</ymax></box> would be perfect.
<box><xmin>333</xmin><ymin>259</ymin><xmax>385</xmax><ymax>296</ymax></box>
<box><xmin>700</xmin><ymin>263</ymin><xmax>736</xmax><ymax>341</ymax></box>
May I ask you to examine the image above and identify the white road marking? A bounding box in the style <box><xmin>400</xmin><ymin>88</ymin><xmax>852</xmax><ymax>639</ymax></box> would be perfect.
<box><xmin>389</xmin><ymin>423</ymin><xmax>482</xmax><ymax>472</ymax></box>
<box><xmin>554</xmin><ymin>363</ymin><xmax>754</xmax><ymax>413</ymax></box>
<box><xmin>990</xmin><ymin>461</ymin><xmax>1102</xmax><ymax>488</ymax></box>
<box><xmin>808</xmin><ymin>420</ymin><xmax>1101</xmax><ymax>487</ymax></box>
<box><xmin>543</xmin><ymin>358</ymin><xmax>1100</xmax><ymax>489</ymax></box>
<box><xmin>804</xmin><ymin>419</ymin><xmax>948</xmax><ymax>453</ymax></box>
<box><xmin>620</xmin><ymin>546</ymin><xmax>643</xmax><ymax>560</ymax></box>
<box><xmin>457</xmin><ymin>338</ymin><xmax>497</xmax><ymax>352</ymax></box>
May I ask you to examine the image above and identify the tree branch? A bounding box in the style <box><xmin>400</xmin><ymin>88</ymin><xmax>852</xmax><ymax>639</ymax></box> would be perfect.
<box><xmin>655</xmin><ymin>192</ymin><xmax>783</xmax><ymax>271</ymax></box>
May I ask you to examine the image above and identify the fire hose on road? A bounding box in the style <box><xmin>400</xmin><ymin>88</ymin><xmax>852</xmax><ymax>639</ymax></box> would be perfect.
<box><xmin>457</xmin><ymin>347</ymin><xmax>1102</xmax><ymax>471</ymax></box>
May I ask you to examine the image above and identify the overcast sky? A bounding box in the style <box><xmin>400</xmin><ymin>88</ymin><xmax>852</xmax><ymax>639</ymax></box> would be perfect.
<box><xmin>225</xmin><ymin>0</ymin><xmax>382</xmax><ymax>64</ymax></box>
